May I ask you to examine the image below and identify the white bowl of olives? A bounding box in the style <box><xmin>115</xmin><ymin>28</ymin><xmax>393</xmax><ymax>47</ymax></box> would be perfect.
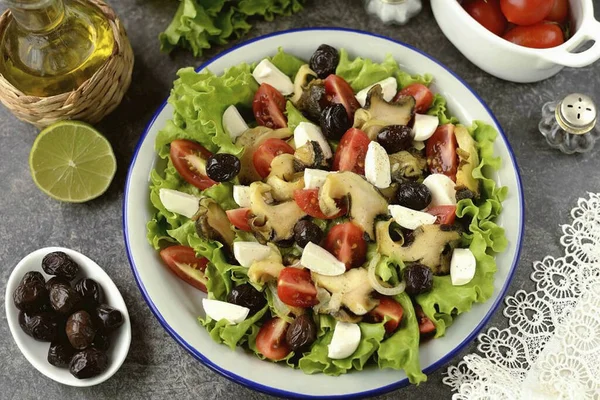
<box><xmin>5</xmin><ymin>247</ymin><xmax>131</xmax><ymax>387</ymax></box>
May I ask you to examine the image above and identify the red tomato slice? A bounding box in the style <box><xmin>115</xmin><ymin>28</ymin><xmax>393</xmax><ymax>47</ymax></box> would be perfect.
<box><xmin>226</xmin><ymin>208</ymin><xmax>252</xmax><ymax>232</ymax></box>
<box><xmin>324</xmin><ymin>75</ymin><xmax>361</xmax><ymax>119</ymax></box>
<box><xmin>547</xmin><ymin>0</ymin><xmax>568</xmax><ymax>23</ymax></box>
<box><xmin>277</xmin><ymin>267</ymin><xmax>319</xmax><ymax>308</ymax></box>
<box><xmin>463</xmin><ymin>0</ymin><xmax>508</xmax><ymax>36</ymax></box>
<box><xmin>159</xmin><ymin>246</ymin><xmax>209</xmax><ymax>292</ymax></box>
<box><xmin>414</xmin><ymin>304</ymin><xmax>436</xmax><ymax>337</ymax></box>
<box><xmin>323</xmin><ymin>222</ymin><xmax>367</xmax><ymax>270</ymax></box>
<box><xmin>293</xmin><ymin>189</ymin><xmax>347</xmax><ymax>220</ymax></box>
<box><xmin>332</xmin><ymin>128</ymin><xmax>370</xmax><ymax>175</ymax></box>
<box><xmin>169</xmin><ymin>139</ymin><xmax>218</xmax><ymax>190</ymax></box>
<box><xmin>426</xmin><ymin>124</ymin><xmax>458</xmax><ymax>181</ymax></box>
<box><xmin>368</xmin><ymin>297</ymin><xmax>405</xmax><ymax>334</ymax></box>
<box><xmin>253</xmin><ymin>138</ymin><xmax>295</xmax><ymax>179</ymax></box>
<box><xmin>253</xmin><ymin>83</ymin><xmax>287</xmax><ymax>129</ymax></box>
<box><xmin>500</xmin><ymin>0</ymin><xmax>554</xmax><ymax>26</ymax></box>
<box><xmin>427</xmin><ymin>205</ymin><xmax>457</xmax><ymax>225</ymax></box>
<box><xmin>503</xmin><ymin>22</ymin><xmax>565</xmax><ymax>49</ymax></box>
<box><xmin>256</xmin><ymin>317</ymin><xmax>291</xmax><ymax>361</ymax></box>
<box><xmin>394</xmin><ymin>83</ymin><xmax>434</xmax><ymax>114</ymax></box>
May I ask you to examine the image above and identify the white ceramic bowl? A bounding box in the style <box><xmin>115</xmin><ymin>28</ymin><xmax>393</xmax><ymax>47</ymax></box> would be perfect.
<box><xmin>5</xmin><ymin>247</ymin><xmax>131</xmax><ymax>387</ymax></box>
<box><xmin>124</xmin><ymin>28</ymin><xmax>524</xmax><ymax>398</ymax></box>
<box><xmin>431</xmin><ymin>0</ymin><xmax>600</xmax><ymax>83</ymax></box>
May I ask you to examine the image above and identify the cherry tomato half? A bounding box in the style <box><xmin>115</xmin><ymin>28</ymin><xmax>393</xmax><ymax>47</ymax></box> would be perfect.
<box><xmin>463</xmin><ymin>0</ymin><xmax>508</xmax><ymax>36</ymax></box>
<box><xmin>253</xmin><ymin>138</ymin><xmax>295</xmax><ymax>179</ymax></box>
<box><xmin>277</xmin><ymin>267</ymin><xmax>319</xmax><ymax>308</ymax></box>
<box><xmin>226</xmin><ymin>208</ymin><xmax>252</xmax><ymax>232</ymax></box>
<box><xmin>368</xmin><ymin>297</ymin><xmax>405</xmax><ymax>334</ymax></box>
<box><xmin>159</xmin><ymin>246</ymin><xmax>209</xmax><ymax>292</ymax></box>
<box><xmin>426</xmin><ymin>124</ymin><xmax>458</xmax><ymax>181</ymax></box>
<box><xmin>293</xmin><ymin>189</ymin><xmax>348</xmax><ymax>220</ymax></box>
<box><xmin>547</xmin><ymin>0</ymin><xmax>569</xmax><ymax>23</ymax></box>
<box><xmin>332</xmin><ymin>128</ymin><xmax>370</xmax><ymax>175</ymax></box>
<box><xmin>427</xmin><ymin>205</ymin><xmax>457</xmax><ymax>225</ymax></box>
<box><xmin>414</xmin><ymin>304</ymin><xmax>436</xmax><ymax>337</ymax></box>
<box><xmin>500</xmin><ymin>0</ymin><xmax>554</xmax><ymax>26</ymax></box>
<box><xmin>394</xmin><ymin>83</ymin><xmax>434</xmax><ymax>114</ymax></box>
<box><xmin>323</xmin><ymin>222</ymin><xmax>367</xmax><ymax>270</ymax></box>
<box><xmin>256</xmin><ymin>317</ymin><xmax>291</xmax><ymax>360</ymax></box>
<box><xmin>169</xmin><ymin>139</ymin><xmax>218</xmax><ymax>190</ymax></box>
<box><xmin>324</xmin><ymin>75</ymin><xmax>361</xmax><ymax>119</ymax></box>
<box><xmin>503</xmin><ymin>22</ymin><xmax>565</xmax><ymax>49</ymax></box>
<box><xmin>253</xmin><ymin>83</ymin><xmax>287</xmax><ymax>129</ymax></box>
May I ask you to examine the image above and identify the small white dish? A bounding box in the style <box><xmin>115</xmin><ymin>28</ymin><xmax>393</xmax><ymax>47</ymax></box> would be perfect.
<box><xmin>431</xmin><ymin>0</ymin><xmax>600</xmax><ymax>83</ymax></box>
<box><xmin>5</xmin><ymin>247</ymin><xmax>131</xmax><ymax>387</ymax></box>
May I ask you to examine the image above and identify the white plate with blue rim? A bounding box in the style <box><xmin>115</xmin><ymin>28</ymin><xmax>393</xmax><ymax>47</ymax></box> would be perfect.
<box><xmin>123</xmin><ymin>28</ymin><xmax>524</xmax><ymax>398</ymax></box>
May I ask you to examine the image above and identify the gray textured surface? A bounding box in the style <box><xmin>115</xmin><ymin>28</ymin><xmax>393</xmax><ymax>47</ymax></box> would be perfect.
<box><xmin>1</xmin><ymin>0</ymin><xmax>600</xmax><ymax>399</ymax></box>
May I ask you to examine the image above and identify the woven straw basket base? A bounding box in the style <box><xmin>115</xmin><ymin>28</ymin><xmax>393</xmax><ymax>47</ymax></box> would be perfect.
<box><xmin>0</xmin><ymin>0</ymin><xmax>134</xmax><ymax>129</ymax></box>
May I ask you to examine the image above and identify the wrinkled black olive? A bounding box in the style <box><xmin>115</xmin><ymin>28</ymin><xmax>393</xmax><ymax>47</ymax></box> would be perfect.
<box><xmin>69</xmin><ymin>348</ymin><xmax>108</xmax><ymax>379</ymax></box>
<box><xmin>13</xmin><ymin>271</ymin><xmax>48</xmax><ymax>313</ymax></box>
<box><xmin>456</xmin><ymin>188</ymin><xmax>475</xmax><ymax>201</ymax></box>
<box><xmin>45</xmin><ymin>276</ymin><xmax>70</xmax><ymax>292</ymax></box>
<box><xmin>320</xmin><ymin>104</ymin><xmax>350</xmax><ymax>140</ymax></box>
<box><xmin>91</xmin><ymin>331</ymin><xmax>111</xmax><ymax>352</ymax></box>
<box><xmin>74</xmin><ymin>278</ymin><xmax>103</xmax><ymax>309</ymax></box>
<box><xmin>66</xmin><ymin>310</ymin><xmax>96</xmax><ymax>349</ymax></box>
<box><xmin>309</xmin><ymin>44</ymin><xmax>339</xmax><ymax>79</ymax></box>
<box><xmin>19</xmin><ymin>311</ymin><xmax>59</xmax><ymax>342</ymax></box>
<box><xmin>48</xmin><ymin>341</ymin><xmax>76</xmax><ymax>367</ymax></box>
<box><xmin>227</xmin><ymin>284</ymin><xmax>267</xmax><ymax>315</ymax></box>
<box><xmin>403</xmin><ymin>264</ymin><xmax>434</xmax><ymax>295</ymax></box>
<box><xmin>377</xmin><ymin>125</ymin><xmax>413</xmax><ymax>154</ymax></box>
<box><xmin>50</xmin><ymin>282</ymin><xmax>82</xmax><ymax>315</ymax></box>
<box><xmin>42</xmin><ymin>252</ymin><xmax>80</xmax><ymax>280</ymax></box>
<box><xmin>206</xmin><ymin>153</ymin><xmax>241</xmax><ymax>182</ymax></box>
<box><xmin>93</xmin><ymin>304</ymin><xmax>124</xmax><ymax>333</ymax></box>
<box><xmin>394</xmin><ymin>182</ymin><xmax>432</xmax><ymax>210</ymax></box>
<box><xmin>285</xmin><ymin>314</ymin><xmax>317</xmax><ymax>352</ymax></box>
<box><xmin>293</xmin><ymin>220</ymin><xmax>324</xmax><ymax>248</ymax></box>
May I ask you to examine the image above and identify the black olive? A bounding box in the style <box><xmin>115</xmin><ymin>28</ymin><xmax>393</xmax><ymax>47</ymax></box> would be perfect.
<box><xmin>13</xmin><ymin>271</ymin><xmax>48</xmax><ymax>313</ymax></box>
<box><xmin>74</xmin><ymin>278</ymin><xmax>103</xmax><ymax>309</ymax></box>
<box><xmin>66</xmin><ymin>310</ymin><xmax>96</xmax><ymax>349</ymax></box>
<box><xmin>93</xmin><ymin>304</ymin><xmax>124</xmax><ymax>333</ymax></box>
<box><xmin>69</xmin><ymin>348</ymin><xmax>108</xmax><ymax>379</ymax></box>
<box><xmin>377</xmin><ymin>125</ymin><xmax>413</xmax><ymax>154</ymax></box>
<box><xmin>206</xmin><ymin>153</ymin><xmax>241</xmax><ymax>182</ymax></box>
<box><xmin>49</xmin><ymin>282</ymin><xmax>82</xmax><ymax>315</ymax></box>
<box><xmin>285</xmin><ymin>314</ymin><xmax>317</xmax><ymax>352</ymax></box>
<box><xmin>227</xmin><ymin>284</ymin><xmax>267</xmax><ymax>315</ymax></box>
<box><xmin>394</xmin><ymin>182</ymin><xmax>432</xmax><ymax>210</ymax></box>
<box><xmin>403</xmin><ymin>264</ymin><xmax>434</xmax><ymax>295</ymax></box>
<box><xmin>19</xmin><ymin>311</ymin><xmax>60</xmax><ymax>342</ymax></box>
<box><xmin>48</xmin><ymin>341</ymin><xmax>76</xmax><ymax>368</ymax></box>
<box><xmin>309</xmin><ymin>44</ymin><xmax>339</xmax><ymax>79</ymax></box>
<box><xmin>320</xmin><ymin>104</ymin><xmax>350</xmax><ymax>140</ymax></box>
<box><xmin>91</xmin><ymin>331</ymin><xmax>111</xmax><ymax>352</ymax></box>
<box><xmin>293</xmin><ymin>220</ymin><xmax>324</xmax><ymax>248</ymax></box>
<box><xmin>456</xmin><ymin>188</ymin><xmax>475</xmax><ymax>201</ymax></box>
<box><xmin>42</xmin><ymin>252</ymin><xmax>80</xmax><ymax>280</ymax></box>
<box><xmin>45</xmin><ymin>276</ymin><xmax>70</xmax><ymax>293</ymax></box>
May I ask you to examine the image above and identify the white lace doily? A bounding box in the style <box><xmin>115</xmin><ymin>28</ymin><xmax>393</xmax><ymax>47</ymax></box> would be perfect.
<box><xmin>443</xmin><ymin>193</ymin><xmax>600</xmax><ymax>400</ymax></box>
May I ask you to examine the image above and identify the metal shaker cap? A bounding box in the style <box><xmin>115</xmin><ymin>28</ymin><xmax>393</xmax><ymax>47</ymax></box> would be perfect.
<box><xmin>556</xmin><ymin>93</ymin><xmax>597</xmax><ymax>135</ymax></box>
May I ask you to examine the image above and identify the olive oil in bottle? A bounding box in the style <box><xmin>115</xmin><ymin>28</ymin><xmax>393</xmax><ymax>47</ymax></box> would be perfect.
<box><xmin>0</xmin><ymin>0</ymin><xmax>114</xmax><ymax>97</ymax></box>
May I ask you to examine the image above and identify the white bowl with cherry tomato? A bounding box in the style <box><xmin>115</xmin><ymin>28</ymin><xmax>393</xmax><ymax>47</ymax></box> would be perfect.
<box><xmin>124</xmin><ymin>29</ymin><xmax>524</xmax><ymax>398</ymax></box>
<box><xmin>431</xmin><ymin>0</ymin><xmax>600</xmax><ymax>82</ymax></box>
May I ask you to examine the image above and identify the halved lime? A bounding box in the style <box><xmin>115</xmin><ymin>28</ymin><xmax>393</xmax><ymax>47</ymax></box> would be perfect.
<box><xmin>29</xmin><ymin>121</ymin><xmax>117</xmax><ymax>203</ymax></box>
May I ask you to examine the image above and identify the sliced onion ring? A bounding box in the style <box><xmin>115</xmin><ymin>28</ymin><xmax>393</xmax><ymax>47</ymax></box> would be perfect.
<box><xmin>367</xmin><ymin>254</ymin><xmax>406</xmax><ymax>296</ymax></box>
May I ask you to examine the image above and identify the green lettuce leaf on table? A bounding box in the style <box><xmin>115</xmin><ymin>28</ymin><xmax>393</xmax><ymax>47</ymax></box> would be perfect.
<box><xmin>160</xmin><ymin>0</ymin><xmax>305</xmax><ymax>57</ymax></box>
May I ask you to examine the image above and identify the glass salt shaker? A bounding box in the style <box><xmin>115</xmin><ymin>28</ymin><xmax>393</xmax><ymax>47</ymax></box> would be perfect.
<box><xmin>539</xmin><ymin>93</ymin><xmax>599</xmax><ymax>154</ymax></box>
<box><xmin>364</xmin><ymin>0</ymin><xmax>422</xmax><ymax>25</ymax></box>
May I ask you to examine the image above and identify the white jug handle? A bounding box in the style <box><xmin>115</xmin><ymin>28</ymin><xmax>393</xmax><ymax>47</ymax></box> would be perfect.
<box><xmin>538</xmin><ymin>18</ymin><xmax>600</xmax><ymax>68</ymax></box>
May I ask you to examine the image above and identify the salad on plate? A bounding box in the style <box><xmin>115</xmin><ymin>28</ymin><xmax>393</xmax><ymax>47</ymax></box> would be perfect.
<box><xmin>146</xmin><ymin>44</ymin><xmax>507</xmax><ymax>383</ymax></box>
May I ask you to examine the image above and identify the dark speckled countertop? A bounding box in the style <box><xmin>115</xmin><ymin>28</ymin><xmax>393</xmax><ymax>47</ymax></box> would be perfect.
<box><xmin>1</xmin><ymin>0</ymin><xmax>600</xmax><ymax>399</ymax></box>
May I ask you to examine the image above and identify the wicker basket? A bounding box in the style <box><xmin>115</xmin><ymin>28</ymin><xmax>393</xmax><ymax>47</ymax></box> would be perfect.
<box><xmin>0</xmin><ymin>0</ymin><xmax>134</xmax><ymax>129</ymax></box>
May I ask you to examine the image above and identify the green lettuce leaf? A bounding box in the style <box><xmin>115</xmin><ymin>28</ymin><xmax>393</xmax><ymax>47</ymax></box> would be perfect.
<box><xmin>268</xmin><ymin>47</ymin><xmax>306</xmax><ymax>80</ymax></box>
<box><xmin>160</xmin><ymin>0</ymin><xmax>305</xmax><ymax>57</ymax></box>
<box><xmin>199</xmin><ymin>304</ymin><xmax>269</xmax><ymax>350</ymax></box>
<box><xmin>286</xmin><ymin>101</ymin><xmax>310</xmax><ymax>131</ymax></box>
